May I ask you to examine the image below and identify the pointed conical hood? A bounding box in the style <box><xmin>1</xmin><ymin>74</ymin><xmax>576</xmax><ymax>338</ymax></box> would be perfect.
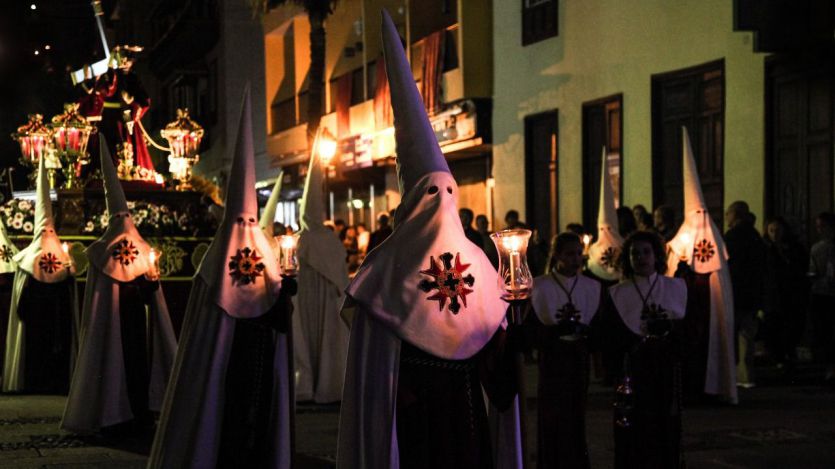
<box><xmin>666</xmin><ymin>127</ymin><xmax>727</xmax><ymax>274</ymax></box>
<box><xmin>100</xmin><ymin>135</ymin><xmax>129</xmax><ymax>215</ymax></box>
<box><xmin>224</xmin><ymin>85</ymin><xmax>258</xmax><ymax>220</ymax></box>
<box><xmin>196</xmin><ymin>87</ymin><xmax>282</xmax><ymax>319</ymax></box>
<box><xmin>588</xmin><ymin>146</ymin><xmax>623</xmax><ymax>280</ymax></box>
<box><xmin>682</xmin><ymin>128</ymin><xmax>707</xmax><ymax>214</ymax></box>
<box><xmin>381</xmin><ymin>9</ymin><xmax>450</xmax><ymax>195</ymax></box>
<box><xmin>85</xmin><ymin>134</ymin><xmax>151</xmax><ymax>282</ymax></box>
<box><xmin>0</xmin><ymin>218</ymin><xmax>18</xmax><ymax>274</ymax></box>
<box><xmin>340</xmin><ymin>11</ymin><xmax>507</xmax><ymax>361</ymax></box>
<box><xmin>300</xmin><ymin>128</ymin><xmax>328</xmax><ymax>232</ymax></box>
<box><xmin>35</xmin><ymin>154</ymin><xmax>54</xmax><ymax>231</ymax></box>
<box><xmin>13</xmin><ymin>156</ymin><xmax>71</xmax><ymax>282</ymax></box>
<box><xmin>259</xmin><ymin>170</ymin><xmax>284</xmax><ymax>237</ymax></box>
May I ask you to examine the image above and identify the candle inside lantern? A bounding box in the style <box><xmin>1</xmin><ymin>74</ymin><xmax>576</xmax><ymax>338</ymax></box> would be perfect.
<box><xmin>62</xmin><ymin>242</ymin><xmax>73</xmax><ymax>269</ymax></box>
<box><xmin>502</xmin><ymin>236</ymin><xmax>521</xmax><ymax>291</ymax></box>
<box><xmin>492</xmin><ymin>229</ymin><xmax>533</xmax><ymax>301</ymax></box>
<box><xmin>278</xmin><ymin>235</ymin><xmax>299</xmax><ymax>277</ymax></box>
<box><xmin>678</xmin><ymin>232</ymin><xmax>693</xmax><ymax>261</ymax></box>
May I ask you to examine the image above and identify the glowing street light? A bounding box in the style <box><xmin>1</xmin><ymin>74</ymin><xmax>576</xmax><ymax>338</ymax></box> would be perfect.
<box><xmin>318</xmin><ymin>128</ymin><xmax>338</xmax><ymax>166</ymax></box>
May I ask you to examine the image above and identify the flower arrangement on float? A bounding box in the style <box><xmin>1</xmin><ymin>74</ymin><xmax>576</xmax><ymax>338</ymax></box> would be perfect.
<box><xmin>82</xmin><ymin>201</ymin><xmax>195</xmax><ymax>236</ymax></box>
<box><xmin>1</xmin><ymin>199</ymin><xmax>35</xmax><ymax>234</ymax></box>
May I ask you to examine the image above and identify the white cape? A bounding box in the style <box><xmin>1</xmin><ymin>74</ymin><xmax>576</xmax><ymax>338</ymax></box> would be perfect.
<box><xmin>61</xmin><ymin>267</ymin><xmax>176</xmax><ymax>432</ymax></box>
<box><xmin>148</xmin><ymin>278</ymin><xmax>291</xmax><ymax>468</ymax></box>
<box><xmin>294</xmin><ymin>230</ymin><xmax>350</xmax><ymax>403</ymax></box>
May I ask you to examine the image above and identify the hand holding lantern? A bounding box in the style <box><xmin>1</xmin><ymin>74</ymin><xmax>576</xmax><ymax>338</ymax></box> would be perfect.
<box><xmin>491</xmin><ymin>229</ymin><xmax>533</xmax><ymax>302</ymax></box>
<box><xmin>278</xmin><ymin>234</ymin><xmax>299</xmax><ymax>278</ymax></box>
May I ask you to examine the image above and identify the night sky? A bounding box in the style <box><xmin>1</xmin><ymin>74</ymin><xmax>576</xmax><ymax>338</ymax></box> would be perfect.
<box><xmin>0</xmin><ymin>0</ymin><xmax>116</xmax><ymax>185</ymax></box>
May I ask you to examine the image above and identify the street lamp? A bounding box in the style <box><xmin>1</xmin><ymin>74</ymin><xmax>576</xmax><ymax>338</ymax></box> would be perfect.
<box><xmin>317</xmin><ymin>128</ymin><xmax>337</xmax><ymax>221</ymax></box>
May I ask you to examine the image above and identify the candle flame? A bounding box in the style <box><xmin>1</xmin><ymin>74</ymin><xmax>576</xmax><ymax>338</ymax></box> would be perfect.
<box><xmin>501</xmin><ymin>235</ymin><xmax>521</xmax><ymax>252</ymax></box>
<box><xmin>149</xmin><ymin>248</ymin><xmax>156</xmax><ymax>264</ymax></box>
<box><xmin>61</xmin><ymin>242</ymin><xmax>69</xmax><ymax>254</ymax></box>
<box><xmin>582</xmin><ymin>234</ymin><xmax>591</xmax><ymax>245</ymax></box>
<box><xmin>279</xmin><ymin>235</ymin><xmax>297</xmax><ymax>250</ymax></box>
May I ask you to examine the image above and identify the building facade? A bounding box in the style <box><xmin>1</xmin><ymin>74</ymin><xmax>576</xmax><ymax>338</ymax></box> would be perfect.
<box><xmin>262</xmin><ymin>0</ymin><xmax>494</xmax><ymax>230</ymax></box>
<box><xmin>494</xmin><ymin>0</ymin><xmax>833</xmax><ymax>245</ymax></box>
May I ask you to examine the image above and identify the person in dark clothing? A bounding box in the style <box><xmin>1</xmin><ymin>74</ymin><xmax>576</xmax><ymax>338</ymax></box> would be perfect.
<box><xmin>367</xmin><ymin>213</ymin><xmax>393</xmax><ymax>253</ymax></box>
<box><xmin>632</xmin><ymin>205</ymin><xmax>649</xmax><ymax>225</ymax></box>
<box><xmin>504</xmin><ymin>210</ymin><xmax>529</xmax><ymax>230</ymax></box>
<box><xmin>653</xmin><ymin>205</ymin><xmax>677</xmax><ymax>242</ymax></box>
<box><xmin>459</xmin><ymin>208</ymin><xmax>483</xmax><ymax>249</ymax></box>
<box><xmin>476</xmin><ymin>215</ymin><xmax>499</xmax><ymax>269</ymax></box>
<box><xmin>597</xmin><ymin>231</ymin><xmax>687</xmax><ymax>469</ymax></box>
<box><xmin>616</xmin><ymin>206</ymin><xmax>637</xmax><ymax>238</ymax></box>
<box><xmin>527</xmin><ymin>232</ymin><xmax>602</xmax><ymax>468</ymax></box>
<box><xmin>724</xmin><ymin>201</ymin><xmax>765</xmax><ymax>387</ymax></box>
<box><xmin>762</xmin><ymin>217</ymin><xmax>809</xmax><ymax>373</ymax></box>
<box><xmin>809</xmin><ymin>212</ymin><xmax>835</xmax><ymax>382</ymax></box>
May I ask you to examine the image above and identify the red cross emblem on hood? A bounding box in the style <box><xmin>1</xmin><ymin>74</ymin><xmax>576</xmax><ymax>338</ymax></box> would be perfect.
<box><xmin>418</xmin><ymin>252</ymin><xmax>475</xmax><ymax>314</ymax></box>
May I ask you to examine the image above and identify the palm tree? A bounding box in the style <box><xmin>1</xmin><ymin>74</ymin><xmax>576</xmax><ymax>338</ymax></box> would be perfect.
<box><xmin>251</xmin><ymin>0</ymin><xmax>337</xmax><ymax>144</ymax></box>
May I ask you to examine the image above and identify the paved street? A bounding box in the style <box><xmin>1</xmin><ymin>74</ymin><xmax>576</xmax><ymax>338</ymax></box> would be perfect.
<box><xmin>0</xmin><ymin>364</ymin><xmax>833</xmax><ymax>468</ymax></box>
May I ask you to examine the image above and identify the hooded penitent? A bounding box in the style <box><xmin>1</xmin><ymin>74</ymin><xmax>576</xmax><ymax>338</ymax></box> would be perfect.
<box><xmin>0</xmin><ymin>218</ymin><xmax>18</xmax><ymax>274</ymax></box>
<box><xmin>588</xmin><ymin>147</ymin><xmax>623</xmax><ymax>282</ymax></box>
<box><xmin>666</xmin><ymin>127</ymin><xmax>737</xmax><ymax>404</ymax></box>
<box><xmin>293</xmin><ymin>128</ymin><xmax>350</xmax><ymax>403</ymax></box>
<box><xmin>149</xmin><ymin>89</ymin><xmax>291</xmax><ymax>469</ymax></box>
<box><xmin>3</xmin><ymin>156</ymin><xmax>77</xmax><ymax>393</ymax></box>
<box><xmin>61</xmin><ymin>136</ymin><xmax>177</xmax><ymax>432</ymax></box>
<box><xmin>14</xmin><ymin>156</ymin><xmax>72</xmax><ymax>283</ymax></box>
<box><xmin>337</xmin><ymin>11</ymin><xmax>520</xmax><ymax>468</ymax></box>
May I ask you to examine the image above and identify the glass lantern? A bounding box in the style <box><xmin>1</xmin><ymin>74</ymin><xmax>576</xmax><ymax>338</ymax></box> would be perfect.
<box><xmin>277</xmin><ymin>234</ymin><xmax>299</xmax><ymax>278</ymax></box>
<box><xmin>490</xmin><ymin>229</ymin><xmax>533</xmax><ymax>301</ymax></box>
<box><xmin>49</xmin><ymin>103</ymin><xmax>93</xmax><ymax>188</ymax></box>
<box><xmin>161</xmin><ymin>108</ymin><xmax>204</xmax><ymax>190</ymax></box>
<box><xmin>12</xmin><ymin>114</ymin><xmax>51</xmax><ymax>167</ymax></box>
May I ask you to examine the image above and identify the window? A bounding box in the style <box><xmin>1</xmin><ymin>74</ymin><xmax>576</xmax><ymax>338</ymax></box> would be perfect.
<box><xmin>582</xmin><ymin>95</ymin><xmax>623</xmax><ymax>233</ymax></box>
<box><xmin>442</xmin><ymin>29</ymin><xmax>459</xmax><ymax>72</ymax></box>
<box><xmin>652</xmin><ymin>60</ymin><xmax>725</xmax><ymax>224</ymax></box>
<box><xmin>330</xmin><ymin>68</ymin><xmax>366</xmax><ymax>113</ymax></box>
<box><xmin>270</xmin><ymin>97</ymin><xmax>295</xmax><ymax>133</ymax></box>
<box><xmin>351</xmin><ymin>67</ymin><xmax>364</xmax><ymax>105</ymax></box>
<box><xmin>522</xmin><ymin>0</ymin><xmax>558</xmax><ymax>46</ymax></box>
<box><xmin>525</xmin><ymin>110</ymin><xmax>559</xmax><ymax>255</ymax></box>
<box><xmin>367</xmin><ymin>60</ymin><xmax>377</xmax><ymax>101</ymax></box>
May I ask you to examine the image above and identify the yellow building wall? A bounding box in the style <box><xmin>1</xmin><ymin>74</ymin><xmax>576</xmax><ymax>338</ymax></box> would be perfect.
<box><xmin>493</xmin><ymin>0</ymin><xmax>767</xmax><ymax>231</ymax></box>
